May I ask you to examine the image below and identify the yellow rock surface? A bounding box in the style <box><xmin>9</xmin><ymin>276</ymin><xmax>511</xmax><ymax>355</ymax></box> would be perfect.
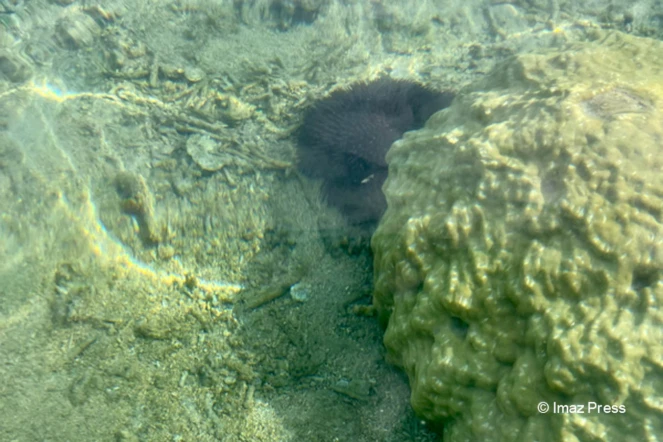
<box><xmin>373</xmin><ymin>31</ymin><xmax>663</xmax><ymax>441</ymax></box>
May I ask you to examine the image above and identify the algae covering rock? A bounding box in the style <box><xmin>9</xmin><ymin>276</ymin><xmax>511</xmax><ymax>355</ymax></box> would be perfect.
<box><xmin>372</xmin><ymin>31</ymin><xmax>663</xmax><ymax>441</ymax></box>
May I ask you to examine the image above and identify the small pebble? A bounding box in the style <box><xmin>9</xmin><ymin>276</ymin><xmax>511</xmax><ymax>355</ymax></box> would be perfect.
<box><xmin>184</xmin><ymin>66</ymin><xmax>205</xmax><ymax>83</ymax></box>
<box><xmin>290</xmin><ymin>282</ymin><xmax>310</xmax><ymax>302</ymax></box>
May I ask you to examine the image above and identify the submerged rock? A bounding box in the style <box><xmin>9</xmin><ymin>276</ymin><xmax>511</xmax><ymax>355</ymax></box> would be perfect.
<box><xmin>373</xmin><ymin>31</ymin><xmax>663</xmax><ymax>441</ymax></box>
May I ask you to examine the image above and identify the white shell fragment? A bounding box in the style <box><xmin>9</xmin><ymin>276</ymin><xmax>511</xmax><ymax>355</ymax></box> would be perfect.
<box><xmin>186</xmin><ymin>134</ymin><xmax>235</xmax><ymax>172</ymax></box>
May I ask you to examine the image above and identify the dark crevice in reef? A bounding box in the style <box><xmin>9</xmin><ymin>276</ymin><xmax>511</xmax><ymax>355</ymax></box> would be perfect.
<box><xmin>297</xmin><ymin>77</ymin><xmax>455</xmax><ymax>250</ymax></box>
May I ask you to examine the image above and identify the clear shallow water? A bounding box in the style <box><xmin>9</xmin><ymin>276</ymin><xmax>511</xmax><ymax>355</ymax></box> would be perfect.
<box><xmin>0</xmin><ymin>1</ymin><xmax>661</xmax><ymax>441</ymax></box>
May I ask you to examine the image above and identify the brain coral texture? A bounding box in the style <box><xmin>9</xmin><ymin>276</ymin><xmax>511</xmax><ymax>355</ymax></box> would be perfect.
<box><xmin>372</xmin><ymin>31</ymin><xmax>663</xmax><ymax>441</ymax></box>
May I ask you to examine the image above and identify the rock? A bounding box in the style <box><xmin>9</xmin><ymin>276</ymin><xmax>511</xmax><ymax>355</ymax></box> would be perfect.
<box><xmin>186</xmin><ymin>134</ymin><xmax>240</xmax><ymax>172</ymax></box>
<box><xmin>373</xmin><ymin>31</ymin><xmax>663</xmax><ymax>441</ymax></box>
<box><xmin>0</xmin><ymin>51</ymin><xmax>32</xmax><ymax>83</ymax></box>
<box><xmin>184</xmin><ymin>66</ymin><xmax>205</xmax><ymax>83</ymax></box>
<box><xmin>55</xmin><ymin>11</ymin><xmax>101</xmax><ymax>49</ymax></box>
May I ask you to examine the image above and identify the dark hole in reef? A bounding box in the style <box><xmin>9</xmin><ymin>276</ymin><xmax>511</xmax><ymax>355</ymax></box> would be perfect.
<box><xmin>632</xmin><ymin>267</ymin><xmax>659</xmax><ymax>291</ymax></box>
<box><xmin>296</xmin><ymin>78</ymin><xmax>454</xmax><ymax>231</ymax></box>
<box><xmin>269</xmin><ymin>0</ymin><xmax>320</xmax><ymax>30</ymax></box>
<box><xmin>576</xmin><ymin>161</ymin><xmax>592</xmax><ymax>182</ymax></box>
<box><xmin>585</xmin><ymin>133</ymin><xmax>600</xmax><ymax>146</ymax></box>
<box><xmin>450</xmin><ymin>316</ymin><xmax>469</xmax><ymax>338</ymax></box>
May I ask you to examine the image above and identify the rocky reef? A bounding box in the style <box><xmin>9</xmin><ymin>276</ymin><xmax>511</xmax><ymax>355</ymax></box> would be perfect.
<box><xmin>373</xmin><ymin>31</ymin><xmax>663</xmax><ymax>441</ymax></box>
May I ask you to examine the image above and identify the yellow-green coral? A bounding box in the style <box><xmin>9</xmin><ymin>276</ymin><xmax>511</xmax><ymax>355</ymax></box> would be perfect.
<box><xmin>373</xmin><ymin>31</ymin><xmax>663</xmax><ymax>441</ymax></box>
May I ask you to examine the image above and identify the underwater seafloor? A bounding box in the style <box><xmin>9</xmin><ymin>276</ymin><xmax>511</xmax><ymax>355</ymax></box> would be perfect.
<box><xmin>1</xmin><ymin>1</ymin><xmax>662</xmax><ymax>441</ymax></box>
